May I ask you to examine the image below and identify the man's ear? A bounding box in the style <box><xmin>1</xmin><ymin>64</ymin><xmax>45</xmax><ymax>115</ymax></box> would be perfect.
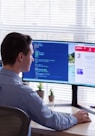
<box><xmin>18</xmin><ymin>52</ymin><xmax>24</xmax><ymax>62</ymax></box>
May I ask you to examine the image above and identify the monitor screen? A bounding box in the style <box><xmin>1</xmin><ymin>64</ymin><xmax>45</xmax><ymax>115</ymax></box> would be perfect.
<box><xmin>0</xmin><ymin>61</ymin><xmax>2</xmax><ymax>70</ymax></box>
<box><xmin>22</xmin><ymin>40</ymin><xmax>95</xmax><ymax>87</ymax></box>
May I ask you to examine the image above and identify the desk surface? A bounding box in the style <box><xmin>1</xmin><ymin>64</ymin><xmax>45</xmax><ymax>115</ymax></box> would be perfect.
<box><xmin>31</xmin><ymin>106</ymin><xmax>95</xmax><ymax>136</ymax></box>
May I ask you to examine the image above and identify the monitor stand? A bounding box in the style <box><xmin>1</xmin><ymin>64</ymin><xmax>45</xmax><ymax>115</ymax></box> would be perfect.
<box><xmin>72</xmin><ymin>85</ymin><xmax>78</xmax><ymax>107</ymax></box>
<box><xmin>72</xmin><ymin>85</ymin><xmax>95</xmax><ymax>114</ymax></box>
<box><xmin>48</xmin><ymin>84</ymin><xmax>95</xmax><ymax>114</ymax></box>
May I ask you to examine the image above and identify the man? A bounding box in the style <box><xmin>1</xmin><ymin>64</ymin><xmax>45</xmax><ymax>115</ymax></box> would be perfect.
<box><xmin>0</xmin><ymin>32</ymin><xmax>91</xmax><ymax>131</ymax></box>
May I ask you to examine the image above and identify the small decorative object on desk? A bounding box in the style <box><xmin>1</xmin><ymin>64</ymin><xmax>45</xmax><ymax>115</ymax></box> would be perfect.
<box><xmin>48</xmin><ymin>88</ymin><xmax>54</xmax><ymax>102</ymax></box>
<box><xmin>36</xmin><ymin>82</ymin><xmax>44</xmax><ymax>99</ymax></box>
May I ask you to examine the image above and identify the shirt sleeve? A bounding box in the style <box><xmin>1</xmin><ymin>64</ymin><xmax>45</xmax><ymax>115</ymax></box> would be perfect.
<box><xmin>25</xmin><ymin>90</ymin><xmax>78</xmax><ymax>131</ymax></box>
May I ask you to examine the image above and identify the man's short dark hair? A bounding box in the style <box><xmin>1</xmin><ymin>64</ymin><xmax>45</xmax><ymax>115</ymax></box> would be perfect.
<box><xmin>1</xmin><ymin>32</ymin><xmax>32</xmax><ymax>65</ymax></box>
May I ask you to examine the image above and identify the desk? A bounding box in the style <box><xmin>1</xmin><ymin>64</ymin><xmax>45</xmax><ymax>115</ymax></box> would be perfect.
<box><xmin>30</xmin><ymin>106</ymin><xmax>95</xmax><ymax>136</ymax></box>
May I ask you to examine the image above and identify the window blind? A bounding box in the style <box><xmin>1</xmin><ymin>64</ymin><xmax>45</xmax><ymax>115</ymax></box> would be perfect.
<box><xmin>0</xmin><ymin>0</ymin><xmax>95</xmax><ymax>105</ymax></box>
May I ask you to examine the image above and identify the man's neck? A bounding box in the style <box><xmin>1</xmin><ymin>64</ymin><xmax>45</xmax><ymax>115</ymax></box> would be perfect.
<box><xmin>3</xmin><ymin>65</ymin><xmax>20</xmax><ymax>75</ymax></box>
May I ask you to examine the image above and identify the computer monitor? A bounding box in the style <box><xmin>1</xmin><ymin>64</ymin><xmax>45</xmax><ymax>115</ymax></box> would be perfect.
<box><xmin>22</xmin><ymin>40</ymin><xmax>95</xmax><ymax>87</ymax></box>
<box><xmin>0</xmin><ymin>61</ymin><xmax>2</xmax><ymax>70</ymax></box>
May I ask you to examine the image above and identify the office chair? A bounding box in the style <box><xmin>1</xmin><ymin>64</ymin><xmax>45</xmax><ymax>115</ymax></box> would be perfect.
<box><xmin>0</xmin><ymin>106</ymin><xmax>30</xmax><ymax>136</ymax></box>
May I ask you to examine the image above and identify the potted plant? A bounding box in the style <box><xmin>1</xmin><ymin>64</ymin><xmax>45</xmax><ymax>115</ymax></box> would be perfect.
<box><xmin>36</xmin><ymin>82</ymin><xmax>44</xmax><ymax>99</ymax></box>
<box><xmin>48</xmin><ymin>88</ymin><xmax>54</xmax><ymax>102</ymax></box>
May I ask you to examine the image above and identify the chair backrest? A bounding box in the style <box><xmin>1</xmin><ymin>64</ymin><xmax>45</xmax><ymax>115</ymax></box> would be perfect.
<box><xmin>0</xmin><ymin>106</ymin><xmax>30</xmax><ymax>136</ymax></box>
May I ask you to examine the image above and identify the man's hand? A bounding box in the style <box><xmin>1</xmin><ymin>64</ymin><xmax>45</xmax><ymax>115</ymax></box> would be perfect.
<box><xmin>73</xmin><ymin>110</ymin><xmax>91</xmax><ymax>123</ymax></box>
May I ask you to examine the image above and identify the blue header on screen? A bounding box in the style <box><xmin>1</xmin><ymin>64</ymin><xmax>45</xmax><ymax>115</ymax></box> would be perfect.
<box><xmin>22</xmin><ymin>40</ymin><xmax>95</xmax><ymax>87</ymax></box>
